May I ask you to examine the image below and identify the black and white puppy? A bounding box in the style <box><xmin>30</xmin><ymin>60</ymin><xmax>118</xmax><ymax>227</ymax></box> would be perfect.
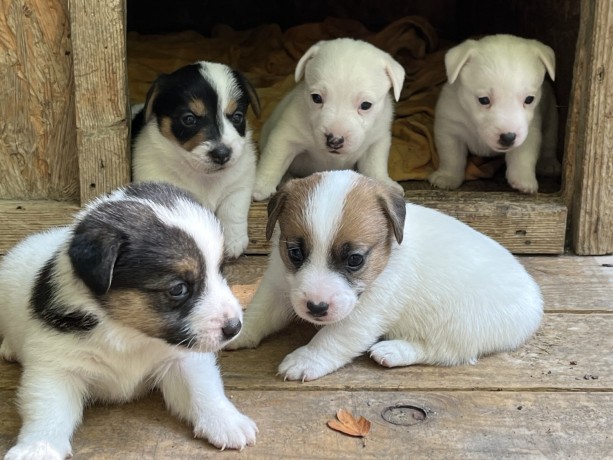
<box><xmin>0</xmin><ymin>182</ymin><xmax>257</xmax><ymax>459</ymax></box>
<box><xmin>131</xmin><ymin>61</ymin><xmax>261</xmax><ymax>258</ymax></box>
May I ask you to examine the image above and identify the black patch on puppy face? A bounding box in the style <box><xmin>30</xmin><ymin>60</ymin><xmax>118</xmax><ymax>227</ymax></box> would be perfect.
<box><xmin>31</xmin><ymin>256</ymin><xmax>100</xmax><ymax>333</ymax></box>
<box><xmin>151</xmin><ymin>64</ymin><xmax>223</xmax><ymax>148</ymax></box>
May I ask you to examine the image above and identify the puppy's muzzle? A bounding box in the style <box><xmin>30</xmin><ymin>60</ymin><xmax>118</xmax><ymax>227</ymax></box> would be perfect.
<box><xmin>307</xmin><ymin>300</ymin><xmax>329</xmax><ymax>318</ymax></box>
<box><xmin>222</xmin><ymin>318</ymin><xmax>242</xmax><ymax>340</ymax></box>
<box><xmin>325</xmin><ymin>133</ymin><xmax>344</xmax><ymax>152</ymax></box>
<box><xmin>209</xmin><ymin>145</ymin><xmax>232</xmax><ymax>165</ymax></box>
<box><xmin>498</xmin><ymin>132</ymin><xmax>517</xmax><ymax>148</ymax></box>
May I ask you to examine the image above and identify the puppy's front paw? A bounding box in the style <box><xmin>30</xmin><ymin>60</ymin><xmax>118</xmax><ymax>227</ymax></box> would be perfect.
<box><xmin>224</xmin><ymin>233</ymin><xmax>249</xmax><ymax>259</ymax></box>
<box><xmin>506</xmin><ymin>170</ymin><xmax>539</xmax><ymax>194</ymax></box>
<box><xmin>194</xmin><ymin>405</ymin><xmax>258</xmax><ymax>451</ymax></box>
<box><xmin>381</xmin><ymin>178</ymin><xmax>405</xmax><ymax>195</ymax></box>
<box><xmin>252</xmin><ymin>182</ymin><xmax>277</xmax><ymax>202</ymax></box>
<box><xmin>5</xmin><ymin>441</ymin><xmax>70</xmax><ymax>460</ymax></box>
<box><xmin>278</xmin><ymin>345</ymin><xmax>341</xmax><ymax>381</ymax></box>
<box><xmin>369</xmin><ymin>340</ymin><xmax>422</xmax><ymax>367</ymax></box>
<box><xmin>428</xmin><ymin>170</ymin><xmax>464</xmax><ymax>190</ymax></box>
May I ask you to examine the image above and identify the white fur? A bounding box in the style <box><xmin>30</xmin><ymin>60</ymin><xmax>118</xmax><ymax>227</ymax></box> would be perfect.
<box><xmin>230</xmin><ymin>170</ymin><xmax>543</xmax><ymax>381</ymax></box>
<box><xmin>0</xmin><ymin>187</ymin><xmax>257</xmax><ymax>459</ymax></box>
<box><xmin>430</xmin><ymin>34</ymin><xmax>561</xmax><ymax>194</ymax></box>
<box><xmin>252</xmin><ymin>38</ymin><xmax>405</xmax><ymax>201</ymax></box>
<box><xmin>132</xmin><ymin>62</ymin><xmax>257</xmax><ymax>258</ymax></box>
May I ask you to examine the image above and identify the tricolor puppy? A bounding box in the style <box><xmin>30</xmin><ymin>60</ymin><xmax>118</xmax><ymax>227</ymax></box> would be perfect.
<box><xmin>251</xmin><ymin>38</ymin><xmax>405</xmax><ymax>201</ymax></box>
<box><xmin>228</xmin><ymin>170</ymin><xmax>543</xmax><ymax>381</ymax></box>
<box><xmin>132</xmin><ymin>61</ymin><xmax>261</xmax><ymax>258</ymax></box>
<box><xmin>0</xmin><ymin>183</ymin><xmax>257</xmax><ymax>459</ymax></box>
<box><xmin>430</xmin><ymin>34</ymin><xmax>560</xmax><ymax>193</ymax></box>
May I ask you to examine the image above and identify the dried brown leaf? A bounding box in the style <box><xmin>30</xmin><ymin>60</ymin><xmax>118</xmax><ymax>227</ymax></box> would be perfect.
<box><xmin>327</xmin><ymin>409</ymin><xmax>371</xmax><ymax>438</ymax></box>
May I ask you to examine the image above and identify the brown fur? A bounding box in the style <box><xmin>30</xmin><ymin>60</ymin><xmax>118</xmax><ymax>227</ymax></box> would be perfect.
<box><xmin>104</xmin><ymin>289</ymin><xmax>166</xmax><ymax>338</ymax></box>
<box><xmin>189</xmin><ymin>99</ymin><xmax>206</xmax><ymax>117</ymax></box>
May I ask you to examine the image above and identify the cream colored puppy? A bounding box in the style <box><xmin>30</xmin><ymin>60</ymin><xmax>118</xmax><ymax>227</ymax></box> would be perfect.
<box><xmin>252</xmin><ymin>38</ymin><xmax>405</xmax><ymax>201</ymax></box>
<box><xmin>229</xmin><ymin>170</ymin><xmax>543</xmax><ymax>381</ymax></box>
<box><xmin>430</xmin><ymin>34</ymin><xmax>560</xmax><ymax>193</ymax></box>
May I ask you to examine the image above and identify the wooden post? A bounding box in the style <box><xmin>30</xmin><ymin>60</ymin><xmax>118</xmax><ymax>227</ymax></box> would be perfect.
<box><xmin>563</xmin><ymin>0</ymin><xmax>613</xmax><ymax>255</ymax></box>
<box><xmin>69</xmin><ymin>0</ymin><xmax>130</xmax><ymax>204</ymax></box>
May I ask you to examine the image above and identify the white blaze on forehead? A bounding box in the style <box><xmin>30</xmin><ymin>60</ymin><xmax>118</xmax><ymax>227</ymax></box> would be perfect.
<box><xmin>197</xmin><ymin>61</ymin><xmax>242</xmax><ymax>111</ymax></box>
<box><xmin>305</xmin><ymin>171</ymin><xmax>359</xmax><ymax>250</ymax></box>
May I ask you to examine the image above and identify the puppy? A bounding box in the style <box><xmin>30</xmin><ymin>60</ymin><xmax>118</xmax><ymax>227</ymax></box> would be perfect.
<box><xmin>429</xmin><ymin>34</ymin><xmax>560</xmax><ymax>193</ymax></box>
<box><xmin>252</xmin><ymin>38</ymin><xmax>405</xmax><ymax>201</ymax></box>
<box><xmin>229</xmin><ymin>170</ymin><xmax>543</xmax><ymax>382</ymax></box>
<box><xmin>0</xmin><ymin>182</ymin><xmax>257</xmax><ymax>459</ymax></box>
<box><xmin>131</xmin><ymin>61</ymin><xmax>261</xmax><ymax>258</ymax></box>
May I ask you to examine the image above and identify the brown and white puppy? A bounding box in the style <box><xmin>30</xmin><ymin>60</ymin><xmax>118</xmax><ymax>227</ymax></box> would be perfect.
<box><xmin>228</xmin><ymin>170</ymin><xmax>543</xmax><ymax>381</ymax></box>
<box><xmin>131</xmin><ymin>61</ymin><xmax>261</xmax><ymax>258</ymax></box>
<box><xmin>0</xmin><ymin>182</ymin><xmax>257</xmax><ymax>459</ymax></box>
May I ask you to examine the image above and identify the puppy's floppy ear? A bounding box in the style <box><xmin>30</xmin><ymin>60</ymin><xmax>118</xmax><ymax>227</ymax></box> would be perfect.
<box><xmin>383</xmin><ymin>56</ymin><xmax>406</xmax><ymax>102</ymax></box>
<box><xmin>445</xmin><ymin>39</ymin><xmax>477</xmax><ymax>84</ymax></box>
<box><xmin>532</xmin><ymin>41</ymin><xmax>556</xmax><ymax>81</ymax></box>
<box><xmin>377</xmin><ymin>184</ymin><xmax>406</xmax><ymax>245</ymax></box>
<box><xmin>143</xmin><ymin>75</ymin><xmax>165</xmax><ymax>123</ymax></box>
<box><xmin>233</xmin><ymin>70</ymin><xmax>262</xmax><ymax>118</ymax></box>
<box><xmin>68</xmin><ymin>218</ymin><xmax>124</xmax><ymax>295</ymax></box>
<box><xmin>295</xmin><ymin>42</ymin><xmax>322</xmax><ymax>82</ymax></box>
<box><xmin>266</xmin><ymin>189</ymin><xmax>288</xmax><ymax>241</ymax></box>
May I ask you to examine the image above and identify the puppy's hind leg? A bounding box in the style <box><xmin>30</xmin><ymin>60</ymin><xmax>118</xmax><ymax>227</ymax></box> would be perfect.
<box><xmin>369</xmin><ymin>340</ymin><xmax>427</xmax><ymax>368</ymax></box>
<box><xmin>6</xmin><ymin>367</ymin><xmax>86</xmax><ymax>460</ymax></box>
<box><xmin>159</xmin><ymin>352</ymin><xmax>257</xmax><ymax>451</ymax></box>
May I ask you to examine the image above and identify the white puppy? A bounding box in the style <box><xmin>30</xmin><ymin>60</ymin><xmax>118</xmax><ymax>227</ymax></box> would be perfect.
<box><xmin>429</xmin><ymin>34</ymin><xmax>560</xmax><ymax>193</ymax></box>
<box><xmin>0</xmin><ymin>182</ymin><xmax>257</xmax><ymax>459</ymax></box>
<box><xmin>132</xmin><ymin>61</ymin><xmax>261</xmax><ymax>258</ymax></box>
<box><xmin>229</xmin><ymin>170</ymin><xmax>543</xmax><ymax>381</ymax></box>
<box><xmin>252</xmin><ymin>38</ymin><xmax>405</xmax><ymax>201</ymax></box>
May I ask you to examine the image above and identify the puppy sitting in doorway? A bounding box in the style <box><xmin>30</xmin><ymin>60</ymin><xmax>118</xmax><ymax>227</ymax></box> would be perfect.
<box><xmin>229</xmin><ymin>170</ymin><xmax>543</xmax><ymax>382</ymax></box>
<box><xmin>252</xmin><ymin>38</ymin><xmax>405</xmax><ymax>201</ymax></box>
<box><xmin>0</xmin><ymin>182</ymin><xmax>257</xmax><ymax>458</ymax></box>
<box><xmin>132</xmin><ymin>62</ymin><xmax>261</xmax><ymax>258</ymax></box>
<box><xmin>429</xmin><ymin>34</ymin><xmax>560</xmax><ymax>193</ymax></box>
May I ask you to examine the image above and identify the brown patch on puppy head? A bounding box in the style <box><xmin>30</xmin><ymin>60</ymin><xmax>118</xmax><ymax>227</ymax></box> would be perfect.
<box><xmin>225</xmin><ymin>99</ymin><xmax>238</xmax><ymax>116</ymax></box>
<box><xmin>267</xmin><ymin>175</ymin><xmax>324</xmax><ymax>272</ymax></box>
<box><xmin>188</xmin><ymin>99</ymin><xmax>206</xmax><ymax>117</ymax></box>
<box><xmin>331</xmin><ymin>177</ymin><xmax>406</xmax><ymax>287</ymax></box>
<box><xmin>159</xmin><ymin>116</ymin><xmax>207</xmax><ymax>152</ymax></box>
<box><xmin>103</xmin><ymin>289</ymin><xmax>167</xmax><ymax>338</ymax></box>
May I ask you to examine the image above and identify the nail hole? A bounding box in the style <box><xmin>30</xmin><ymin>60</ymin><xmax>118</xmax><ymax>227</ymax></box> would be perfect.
<box><xmin>515</xmin><ymin>229</ymin><xmax>527</xmax><ymax>236</ymax></box>
<box><xmin>382</xmin><ymin>404</ymin><xmax>429</xmax><ymax>426</ymax></box>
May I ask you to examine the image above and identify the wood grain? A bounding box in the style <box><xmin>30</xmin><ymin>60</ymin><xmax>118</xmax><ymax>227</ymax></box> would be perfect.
<box><xmin>69</xmin><ymin>0</ymin><xmax>131</xmax><ymax>204</ymax></box>
<box><xmin>0</xmin><ymin>0</ymin><xmax>78</xmax><ymax>200</ymax></box>
<box><xmin>563</xmin><ymin>0</ymin><xmax>613</xmax><ymax>255</ymax></box>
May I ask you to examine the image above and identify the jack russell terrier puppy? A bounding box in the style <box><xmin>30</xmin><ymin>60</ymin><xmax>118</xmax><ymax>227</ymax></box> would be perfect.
<box><xmin>228</xmin><ymin>170</ymin><xmax>543</xmax><ymax>381</ymax></box>
<box><xmin>430</xmin><ymin>34</ymin><xmax>560</xmax><ymax>193</ymax></box>
<box><xmin>0</xmin><ymin>182</ymin><xmax>257</xmax><ymax>459</ymax></box>
<box><xmin>252</xmin><ymin>38</ymin><xmax>406</xmax><ymax>201</ymax></box>
<box><xmin>132</xmin><ymin>61</ymin><xmax>261</xmax><ymax>258</ymax></box>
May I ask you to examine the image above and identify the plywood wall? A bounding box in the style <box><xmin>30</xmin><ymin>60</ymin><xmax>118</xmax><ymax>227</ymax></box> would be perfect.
<box><xmin>0</xmin><ymin>0</ymin><xmax>79</xmax><ymax>201</ymax></box>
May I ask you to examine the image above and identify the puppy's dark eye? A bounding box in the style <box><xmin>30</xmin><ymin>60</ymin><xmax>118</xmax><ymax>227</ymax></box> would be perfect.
<box><xmin>346</xmin><ymin>253</ymin><xmax>364</xmax><ymax>271</ymax></box>
<box><xmin>524</xmin><ymin>96</ymin><xmax>535</xmax><ymax>105</ymax></box>
<box><xmin>181</xmin><ymin>113</ymin><xmax>197</xmax><ymax>127</ymax></box>
<box><xmin>168</xmin><ymin>282</ymin><xmax>189</xmax><ymax>300</ymax></box>
<box><xmin>230</xmin><ymin>111</ymin><xmax>244</xmax><ymax>125</ymax></box>
<box><xmin>360</xmin><ymin>101</ymin><xmax>372</xmax><ymax>111</ymax></box>
<box><xmin>311</xmin><ymin>94</ymin><xmax>323</xmax><ymax>104</ymax></box>
<box><xmin>478</xmin><ymin>97</ymin><xmax>490</xmax><ymax>106</ymax></box>
<box><xmin>287</xmin><ymin>246</ymin><xmax>304</xmax><ymax>267</ymax></box>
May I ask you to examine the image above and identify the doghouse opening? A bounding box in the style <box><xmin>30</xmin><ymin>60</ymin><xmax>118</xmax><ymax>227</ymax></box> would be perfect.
<box><xmin>126</xmin><ymin>0</ymin><xmax>580</xmax><ymax>195</ymax></box>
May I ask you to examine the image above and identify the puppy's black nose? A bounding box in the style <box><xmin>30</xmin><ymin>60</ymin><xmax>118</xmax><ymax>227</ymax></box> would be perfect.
<box><xmin>498</xmin><ymin>132</ymin><xmax>517</xmax><ymax>147</ymax></box>
<box><xmin>222</xmin><ymin>318</ymin><xmax>242</xmax><ymax>340</ymax></box>
<box><xmin>210</xmin><ymin>145</ymin><xmax>232</xmax><ymax>165</ymax></box>
<box><xmin>307</xmin><ymin>301</ymin><xmax>329</xmax><ymax>317</ymax></box>
<box><xmin>325</xmin><ymin>133</ymin><xmax>344</xmax><ymax>150</ymax></box>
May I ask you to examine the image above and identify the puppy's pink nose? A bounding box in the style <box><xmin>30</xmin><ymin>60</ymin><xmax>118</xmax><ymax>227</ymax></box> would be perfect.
<box><xmin>325</xmin><ymin>133</ymin><xmax>344</xmax><ymax>151</ymax></box>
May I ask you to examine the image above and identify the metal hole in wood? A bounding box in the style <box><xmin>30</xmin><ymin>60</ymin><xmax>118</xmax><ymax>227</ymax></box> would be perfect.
<box><xmin>381</xmin><ymin>404</ymin><xmax>428</xmax><ymax>426</ymax></box>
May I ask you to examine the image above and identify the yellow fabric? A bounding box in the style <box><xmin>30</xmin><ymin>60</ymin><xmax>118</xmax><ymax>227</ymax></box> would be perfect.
<box><xmin>127</xmin><ymin>17</ymin><xmax>501</xmax><ymax>182</ymax></box>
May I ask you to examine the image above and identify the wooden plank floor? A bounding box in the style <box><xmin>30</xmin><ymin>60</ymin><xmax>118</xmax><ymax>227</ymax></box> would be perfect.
<box><xmin>1</xmin><ymin>254</ymin><xmax>612</xmax><ymax>459</ymax></box>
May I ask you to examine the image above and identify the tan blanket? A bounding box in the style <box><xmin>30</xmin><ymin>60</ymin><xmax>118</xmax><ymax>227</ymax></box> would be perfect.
<box><xmin>128</xmin><ymin>17</ymin><xmax>501</xmax><ymax>181</ymax></box>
